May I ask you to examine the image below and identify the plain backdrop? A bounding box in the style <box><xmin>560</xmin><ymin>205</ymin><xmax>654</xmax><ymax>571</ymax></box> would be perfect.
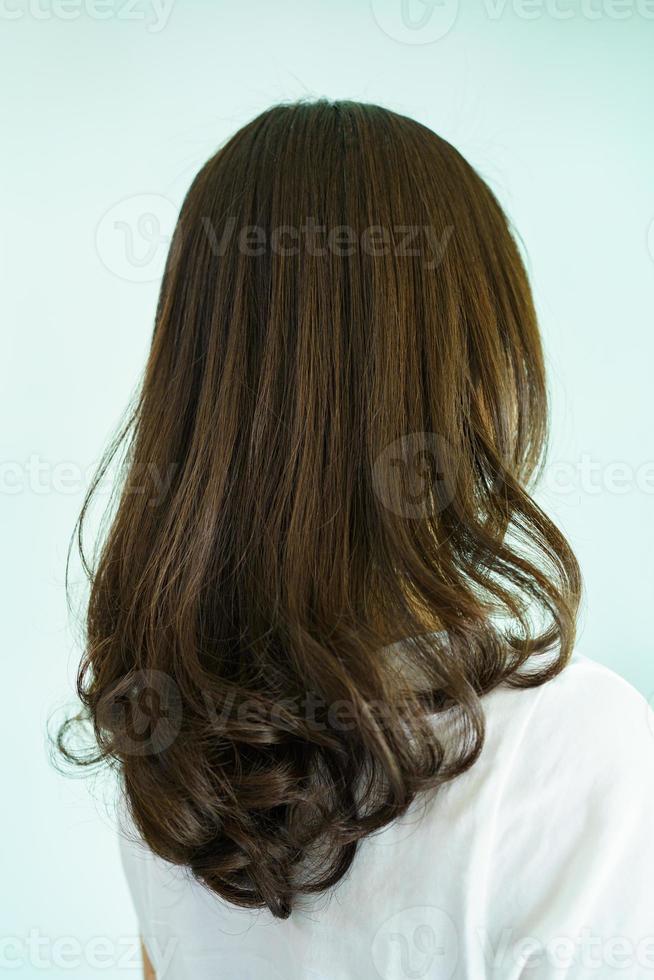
<box><xmin>2</xmin><ymin>1</ymin><xmax>653</xmax><ymax>976</ymax></box>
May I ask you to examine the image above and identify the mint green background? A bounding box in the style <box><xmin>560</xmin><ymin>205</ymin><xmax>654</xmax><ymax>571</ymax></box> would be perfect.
<box><xmin>2</xmin><ymin>1</ymin><xmax>653</xmax><ymax>976</ymax></box>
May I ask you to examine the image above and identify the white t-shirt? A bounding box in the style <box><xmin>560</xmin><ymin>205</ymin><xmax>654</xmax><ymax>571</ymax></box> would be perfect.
<box><xmin>118</xmin><ymin>653</ymin><xmax>654</xmax><ymax>979</ymax></box>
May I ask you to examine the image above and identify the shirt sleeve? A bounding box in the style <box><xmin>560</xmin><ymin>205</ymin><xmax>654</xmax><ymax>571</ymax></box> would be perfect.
<box><xmin>484</xmin><ymin>657</ymin><xmax>654</xmax><ymax>979</ymax></box>
<box><xmin>116</xmin><ymin>799</ymin><xmax>156</xmax><ymax>964</ymax></box>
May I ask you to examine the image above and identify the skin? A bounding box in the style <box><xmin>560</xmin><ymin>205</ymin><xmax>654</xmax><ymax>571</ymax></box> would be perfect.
<box><xmin>141</xmin><ymin>940</ymin><xmax>155</xmax><ymax>980</ymax></box>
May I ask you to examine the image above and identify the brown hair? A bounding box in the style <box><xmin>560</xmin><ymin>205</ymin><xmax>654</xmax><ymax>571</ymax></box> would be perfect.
<box><xmin>59</xmin><ymin>100</ymin><xmax>580</xmax><ymax>918</ymax></box>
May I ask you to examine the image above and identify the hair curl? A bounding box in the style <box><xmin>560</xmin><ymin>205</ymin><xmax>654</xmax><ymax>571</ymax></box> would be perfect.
<box><xmin>59</xmin><ymin>100</ymin><xmax>581</xmax><ymax>919</ymax></box>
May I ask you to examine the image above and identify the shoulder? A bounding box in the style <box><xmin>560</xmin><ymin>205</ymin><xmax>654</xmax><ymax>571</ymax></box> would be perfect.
<box><xmin>441</xmin><ymin>652</ymin><xmax>654</xmax><ymax>843</ymax></box>
<box><xmin>477</xmin><ymin>655</ymin><xmax>654</xmax><ymax>972</ymax></box>
<box><xmin>529</xmin><ymin>651</ymin><xmax>651</xmax><ymax>725</ymax></box>
<box><xmin>477</xmin><ymin>652</ymin><xmax>654</xmax><ymax>831</ymax></box>
<box><xmin>482</xmin><ymin>652</ymin><xmax>654</xmax><ymax>777</ymax></box>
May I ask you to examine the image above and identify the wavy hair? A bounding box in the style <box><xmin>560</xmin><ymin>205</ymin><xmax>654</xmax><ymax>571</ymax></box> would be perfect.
<box><xmin>59</xmin><ymin>100</ymin><xmax>581</xmax><ymax>918</ymax></box>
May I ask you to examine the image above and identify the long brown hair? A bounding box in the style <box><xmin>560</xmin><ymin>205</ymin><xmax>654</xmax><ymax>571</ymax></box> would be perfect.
<box><xmin>59</xmin><ymin>100</ymin><xmax>580</xmax><ymax>919</ymax></box>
